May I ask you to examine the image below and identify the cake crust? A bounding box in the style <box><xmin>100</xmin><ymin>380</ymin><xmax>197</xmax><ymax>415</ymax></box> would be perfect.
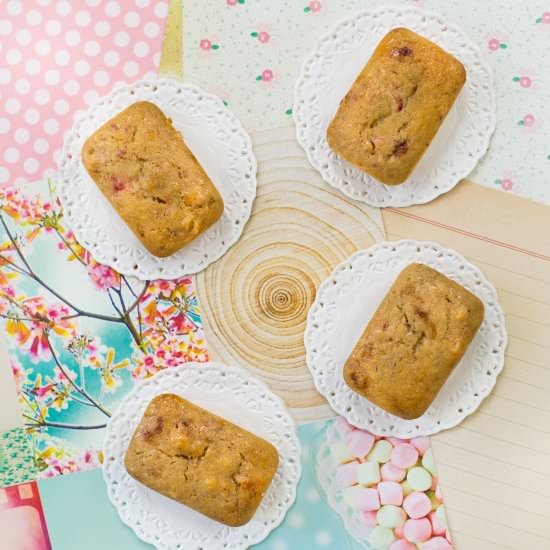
<box><xmin>82</xmin><ymin>101</ymin><xmax>224</xmax><ymax>257</ymax></box>
<box><xmin>327</xmin><ymin>28</ymin><xmax>466</xmax><ymax>185</ymax></box>
<box><xmin>343</xmin><ymin>263</ymin><xmax>484</xmax><ymax>419</ymax></box>
<box><xmin>124</xmin><ymin>393</ymin><xmax>279</xmax><ymax>527</ymax></box>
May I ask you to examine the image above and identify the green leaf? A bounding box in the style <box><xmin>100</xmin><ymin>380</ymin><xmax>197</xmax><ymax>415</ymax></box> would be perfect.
<box><xmin>518</xmin><ymin>120</ymin><xmax>524</xmax><ymax>126</ymax></box>
<box><xmin>285</xmin><ymin>108</ymin><xmax>293</xmax><ymax>115</ymax></box>
<box><xmin>304</xmin><ymin>6</ymin><xmax>311</xmax><ymax>12</ymax></box>
<box><xmin>500</xmin><ymin>43</ymin><xmax>507</xmax><ymax>49</ymax></box>
<box><xmin>256</xmin><ymin>75</ymin><xmax>262</xmax><ymax>81</ymax></box>
<box><xmin>494</xmin><ymin>179</ymin><xmax>502</xmax><ymax>185</ymax></box>
<box><xmin>223</xmin><ymin>100</ymin><xmax>228</xmax><ymax>107</ymax></box>
<box><xmin>512</xmin><ymin>76</ymin><xmax>520</xmax><ymax>82</ymax></box>
<box><xmin>212</xmin><ymin>44</ymin><xmax>219</xmax><ymax>50</ymax></box>
<box><xmin>536</xmin><ymin>17</ymin><xmax>542</xmax><ymax>23</ymax></box>
<box><xmin>547</xmin><ymin>154</ymin><xmax>550</xmax><ymax>160</ymax></box>
<box><xmin>251</xmin><ymin>32</ymin><xmax>258</xmax><ymax>37</ymax></box>
<box><xmin>238</xmin><ymin>0</ymin><xmax>245</xmax><ymax>3</ymax></box>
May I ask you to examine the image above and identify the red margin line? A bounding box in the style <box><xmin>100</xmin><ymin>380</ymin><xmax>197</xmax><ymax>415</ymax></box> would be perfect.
<box><xmin>384</xmin><ymin>208</ymin><xmax>550</xmax><ymax>263</ymax></box>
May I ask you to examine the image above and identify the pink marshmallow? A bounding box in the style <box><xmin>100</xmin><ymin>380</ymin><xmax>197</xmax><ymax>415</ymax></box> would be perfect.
<box><xmin>361</xmin><ymin>510</ymin><xmax>378</xmax><ymax>527</ymax></box>
<box><xmin>445</xmin><ymin>530</ymin><xmax>452</xmax><ymax>542</ymax></box>
<box><xmin>386</xmin><ymin>436</ymin><xmax>408</xmax><ymax>446</ymax></box>
<box><xmin>403</xmin><ymin>492</ymin><xmax>432</xmax><ymax>519</ymax></box>
<box><xmin>378</xmin><ymin>481</ymin><xmax>404</xmax><ymax>506</ymax></box>
<box><xmin>404</xmin><ymin>518</ymin><xmax>432</xmax><ymax>543</ymax></box>
<box><xmin>381</xmin><ymin>462</ymin><xmax>406</xmax><ymax>482</ymax></box>
<box><xmin>423</xmin><ymin>536</ymin><xmax>453</xmax><ymax>550</ymax></box>
<box><xmin>346</xmin><ymin>430</ymin><xmax>375</xmax><ymax>458</ymax></box>
<box><xmin>354</xmin><ymin>487</ymin><xmax>380</xmax><ymax>511</ymax></box>
<box><xmin>389</xmin><ymin>541</ymin><xmax>416</xmax><ymax>550</ymax></box>
<box><xmin>429</xmin><ymin>511</ymin><xmax>446</xmax><ymax>536</ymax></box>
<box><xmin>431</xmin><ymin>475</ymin><xmax>438</xmax><ymax>491</ymax></box>
<box><xmin>337</xmin><ymin>461</ymin><xmax>358</xmax><ymax>488</ymax></box>
<box><xmin>410</xmin><ymin>436</ymin><xmax>431</xmax><ymax>456</ymax></box>
<box><xmin>391</xmin><ymin>443</ymin><xmax>419</xmax><ymax>469</ymax></box>
<box><xmin>335</xmin><ymin>416</ymin><xmax>354</xmax><ymax>436</ymax></box>
<box><xmin>435</xmin><ymin>482</ymin><xmax>443</xmax><ymax>501</ymax></box>
<box><xmin>394</xmin><ymin>525</ymin><xmax>405</xmax><ymax>539</ymax></box>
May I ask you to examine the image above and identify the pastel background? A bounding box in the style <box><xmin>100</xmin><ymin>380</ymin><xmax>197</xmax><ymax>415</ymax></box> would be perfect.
<box><xmin>184</xmin><ymin>0</ymin><xmax>550</xmax><ymax>204</ymax></box>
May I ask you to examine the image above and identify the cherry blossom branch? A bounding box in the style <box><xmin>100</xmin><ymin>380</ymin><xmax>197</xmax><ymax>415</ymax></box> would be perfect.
<box><xmin>23</xmin><ymin>415</ymin><xmax>107</xmax><ymax>431</ymax></box>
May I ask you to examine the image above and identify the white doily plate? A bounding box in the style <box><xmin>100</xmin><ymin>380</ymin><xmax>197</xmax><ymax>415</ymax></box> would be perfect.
<box><xmin>58</xmin><ymin>79</ymin><xmax>257</xmax><ymax>280</ymax></box>
<box><xmin>293</xmin><ymin>6</ymin><xmax>496</xmax><ymax>207</ymax></box>
<box><xmin>304</xmin><ymin>240</ymin><xmax>507</xmax><ymax>437</ymax></box>
<box><xmin>102</xmin><ymin>362</ymin><xmax>301</xmax><ymax>550</ymax></box>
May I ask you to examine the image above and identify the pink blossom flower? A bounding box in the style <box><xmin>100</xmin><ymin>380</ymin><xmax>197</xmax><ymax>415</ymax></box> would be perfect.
<box><xmin>501</xmin><ymin>178</ymin><xmax>513</xmax><ymax>191</ymax></box>
<box><xmin>258</xmin><ymin>31</ymin><xmax>270</xmax><ymax>43</ymax></box>
<box><xmin>261</xmin><ymin>69</ymin><xmax>274</xmax><ymax>82</ymax></box>
<box><xmin>542</xmin><ymin>12</ymin><xmax>550</xmax><ymax>24</ymax></box>
<box><xmin>519</xmin><ymin>76</ymin><xmax>532</xmax><ymax>88</ymax></box>
<box><xmin>200</xmin><ymin>39</ymin><xmax>212</xmax><ymax>51</ymax></box>
<box><xmin>488</xmin><ymin>38</ymin><xmax>500</xmax><ymax>51</ymax></box>
<box><xmin>309</xmin><ymin>0</ymin><xmax>322</xmax><ymax>12</ymax></box>
<box><xmin>227</xmin><ymin>0</ymin><xmax>237</xmax><ymax>5</ymax></box>
<box><xmin>523</xmin><ymin>114</ymin><xmax>535</xmax><ymax>127</ymax></box>
<box><xmin>87</xmin><ymin>263</ymin><xmax>119</xmax><ymax>290</ymax></box>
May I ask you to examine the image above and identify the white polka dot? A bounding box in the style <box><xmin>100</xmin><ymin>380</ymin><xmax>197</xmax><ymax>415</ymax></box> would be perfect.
<box><xmin>105</xmin><ymin>1</ymin><xmax>120</xmax><ymax>17</ymax></box>
<box><xmin>154</xmin><ymin>1</ymin><xmax>168</xmax><ymax>18</ymax></box>
<box><xmin>143</xmin><ymin>71</ymin><xmax>157</xmax><ymax>80</ymax></box>
<box><xmin>64</xmin><ymin>80</ymin><xmax>80</xmax><ymax>96</ymax></box>
<box><xmin>65</xmin><ymin>30</ymin><xmax>81</xmax><ymax>46</ymax></box>
<box><xmin>271</xmin><ymin>541</ymin><xmax>288</xmax><ymax>550</ymax></box>
<box><xmin>315</xmin><ymin>532</ymin><xmax>332</xmax><ymax>546</ymax></box>
<box><xmin>4</xmin><ymin>148</ymin><xmax>20</xmax><ymax>164</ymax></box>
<box><xmin>5</xmin><ymin>98</ymin><xmax>21</xmax><ymax>115</ymax></box>
<box><xmin>0</xmin><ymin>118</ymin><xmax>11</xmax><ymax>134</ymax></box>
<box><xmin>144</xmin><ymin>21</ymin><xmax>160</xmax><ymax>38</ymax></box>
<box><xmin>72</xmin><ymin>109</ymin><xmax>85</xmax><ymax>121</ymax></box>
<box><xmin>45</xmin><ymin>20</ymin><xmax>61</xmax><ymax>36</ymax></box>
<box><xmin>24</xmin><ymin>158</ymin><xmax>39</xmax><ymax>175</ymax></box>
<box><xmin>37</xmin><ymin>0</ymin><xmax>52</xmax><ymax>5</ymax></box>
<box><xmin>306</xmin><ymin>487</ymin><xmax>321</xmax><ymax>502</ymax></box>
<box><xmin>34</xmin><ymin>139</ymin><xmax>49</xmax><ymax>155</ymax></box>
<box><xmin>35</xmin><ymin>39</ymin><xmax>52</xmax><ymax>56</ymax></box>
<box><xmin>133</xmin><ymin>41</ymin><xmax>149</xmax><ymax>57</ymax></box>
<box><xmin>84</xmin><ymin>40</ymin><xmax>100</xmax><ymax>57</ymax></box>
<box><xmin>85</xmin><ymin>0</ymin><xmax>100</xmax><ymax>6</ymax></box>
<box><xmin>53</xmin><ymin>149</ymin><xmax>62</xmax><ymax>163</ymax></box>
<box><xmin>34</xmin><ymin>89</ymin><xmax>50</xmax><ymax>105</ymax></box>
<box><xmin>94</xmin><ymin>20</ymin><xmax>110</xmax><ymax>37</ymax></box>
<box><xmin>6</xmin><ymin>49</ymin><xmax>22</xmax><ymax>65</ymax></box>
<box><xmin>16</xmin><ymin>29</ymin><xmax>32</xmax><ymax>46</ymax></box>
<box><xmin>43</xmin><ymin>168</ymin><xmax>56</xmax><ymax>179</ymax></box>
<box><xmin>44</xmin><ymin>69</ymin><xmax>60</xmax><ymax>85</ymax></box>
<box><xmin>7</xmin><ymin>1</ymin><xmax>23</xmax><ymax>16</ymax></box>
<box><xmin>75</xmin><ymin>10</ymin><xmax>91</xmax><ymax>27</ymax></box>
<box><xmin>124</xmin><ymin>11</ymin><xmax>140</xmax><ymax>27</ymax></box>
<box><xmin>0</xmin><ymin>20</ymin><xmax>13</xmax><ymax>36</ymax></box>
<box><xmin>0</xmin><ymin>168</ymin><xmax>10</xmax><ymax>184</ymax></box>
<box><xmin>54</xmin><ymin>99</ymin><xmax>69</xmax><ymax>115</ymax></box>
<box><xmin>74</xmin><ymin>60</ymin><xmax>90</xmax><ymax>76</ymax></box>
<box><xmin>288</xmin><ymin>513</ymin><xmax>305</xmax><ymax>528</ymax></box>
<box><xmin>103</xmin><ymin>51</ymin><xmax>119</xmax><ymax>68</ymax></box>
<box><xmin>114</xmin><ymin>31</ymin><xmax>130</xmax><ymax>47</ymax></box>
<box><xmin>0</xmin><ymin>68</ymin><xmax>11</xmax><ymax>85</ymax></box>
<box><xmin>93</xmin><ymin>70</ymin><xmax>110</xmax><ymax>87</ymax></box>
<box><xmin>55</xmin><ymin>50</ymin><xmax>71</xmax><ymax>66</ymax></box>
<box><xmin>24</xmin><ymin>109</ymin><xmax>40</xmax><ymax>125</ymax></box>
<box><xmin>134</xmin><ymin>0</ymin><xmax>149</xmax><ymax>7</ymax></box>
<box><xmin>15</xmin><ymin>128</ymin><xmax>30</xmax><ymax>143</ymax></box>
<box><xmin>112</xmin><ymin>80</ymin><xmax>127</xmax><ymax>90</ymax></box>
<box><xmin>55</xmin><ymin>0</ymin><xmax>72</xmax><ymax>16</ymax></box>
<box><xmin>123</xmin><ymin>61</ymin><xmax>139</xmax><ymax>78</ymax></box>
<box><xmin>25</xmin><ymin>59</ymin><xmax>41</xmax><ymax>76</ymax></box>
<box><xmin>83</xmin><ymin>90</ymin><xmax>99</xmax><ymax>105</ymax></box>
<box><xmin>26</xmin><ymin>10</ymin><xmax>43</xmax><ymax>26</ymax></box>
<box><xmin>153</xmin><ymin>52</ymin><xmax>161</xmax><ymax>67</ymax></box>
<box><xmin>44</xmin><ymin>118</ymin><xmax>60</xmax><ymax>135</ymax></box>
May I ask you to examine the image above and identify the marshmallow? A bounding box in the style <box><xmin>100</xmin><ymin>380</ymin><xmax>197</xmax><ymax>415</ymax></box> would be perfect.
<box><xmin>337</xmin><ymin>461</ymin><xmax>358</xmax><ymax>487</ymax></box>
<box><xmin>331</xmin><ymin>441</ymin><xmax>354</xmax><ymax>464</ymax></box>
<box><xmin>368</xmin><ymin>440</ymin><xmax>393</xmax><ymax>463</ymax></box>
<box><xmin>369</xmin><ymin>526</ymin><xmax>395</xmax><ymax>549</ymax></box>
<box><xmin>407</xmin><ymin>467</ymin><xmax>432</xmax><ymax>492</ymax></box>
<box><xmin>394</xmin><ymin>525</ymin><xmax>405</xmax><ymax>539</ymax></box>
<box><xmin>422</xmin><ymin>448</ymin><xmax>436</xmax><ymax>475</ymax></box>
<box><xmin>430</xmin><ymin>475</ymin><xmax>438</xmax><ymax>491</ymax></box>
<box><xmin>403</xmin><ymin>492</ymin><xmax>432</xmax><ymax>519</ymax></box>
<box><xmin>377</xmin><ymin>505</ymin><xmax>406</xmax><ymax>528</ymax></box>
<box><xmin>354</xmin><ymin>487</ymin><xmax>380</xmax><ymax>511</ymax></box>
<box><xmin>347</xmin><ymin>430</ymin><xmax>375</xmax><ymax>458</ymax></box>
<box><xmin>335</xmin><ymin>416</ymin><xmax>354</xmax><ymax>436</ymax></box>
<box><xmin>422</xmin><ymin>536</ymin><xmax>453</xmax><ymax>550</ymax></box>
<box><xmin>381</xmin><ymin>462</ymin><xmax>406</xmax><ymax>482</ymax></box>
<box><xmin>435</xmin><ymin>482</ymin><xmax>443</xmax><ymax>501</ymax></box>
<box><xmin>391</xmin><ymin>443</ymin><xmax>419</xmax><ymax>469</ymax></box>
<box><xmin>429</xmin><ymin>511</ymin><xmax>446</xmax><ymax>536</ymax></box>
<box><xmin>357</xmin><ymin>461</ymin><xmax>380</xmax><ymax>485</ymax></box>
<box><xmin>410</xmin><ymin>436</ymin><xmax>431</xmax><ymax>456</ymax></box>
<box><xmin>378</xmin><ymin>481</ymin><xmax>404</xmax><ymax>506</ymax></box>
<box><xmin>344</xmin><ymin>486</ymin><xmax>361</xmax><ymax>507</ymax></box>
<box><xmin>361</xmin><ymin>510</ymin><xmax>378</xmax><ymax>527</ymax></box>
<box><xmin>403</xmin><ymin>518</ymin><xmax>432</xmax><ymax>543</ymax></box>
<box><xmin>426</xmin><ymin>490</ymin><xmax>440</xmax><ymax>511</ymax></box>
<box><xmin>390</xmin><ymin>541</ymin><xmax>417</xmax><ymax>550</ymax></box>
<box><xmin>435</xmin><ymin>505</ymin><xmax>448</xmax><ymax>529</ymax></box>
<box><xmin>401</xmin><ymin>480</ymin><xmax>414</xmax><ymax>496</ymax></box>
<box><xmin>386</xmin><ymin>436</ymin><xmax>408</xmax><ymax>446</ymax></box>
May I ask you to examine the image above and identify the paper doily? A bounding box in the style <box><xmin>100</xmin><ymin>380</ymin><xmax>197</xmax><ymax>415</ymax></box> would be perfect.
<box><xmin>58</xmin><ymin>79</ymin><xmax>257</xmax><ymax>280</ymax></box>
<box><xmin>103</xmin><ymin>362</ymin><xmax>301</xmax><ymax>550</ymax></box>
<box><xmin>304</xmin><ymin>240</ymin><xmax>507</xmax><ymax>437</ymax></box>
<box><xmin>293</xmin><ymin>6</ymin><xmax>496</xmax><ymax>207</ymax></box>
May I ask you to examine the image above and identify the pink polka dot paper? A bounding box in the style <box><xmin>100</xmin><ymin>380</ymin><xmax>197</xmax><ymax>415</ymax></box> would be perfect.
<box><xmin>0</xmin><ymin>0</ymin><xmax>169</xmax><ymax>187</ymax></box>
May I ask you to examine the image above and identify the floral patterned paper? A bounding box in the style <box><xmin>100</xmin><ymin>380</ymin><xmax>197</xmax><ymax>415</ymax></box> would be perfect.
<box><xmin>184</xmin><ymin>0</ymin><xmax>550</xmax><ymax>204</ymax></box>
<box><xmin>0</xmin><ymin>180</ymin><xmax>208</xmax><ymax>478</ymax></box>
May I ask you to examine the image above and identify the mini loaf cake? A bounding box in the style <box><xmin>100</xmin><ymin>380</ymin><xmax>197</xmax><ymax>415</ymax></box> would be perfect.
<box><xmin>124</xmin><ymin>393</ymin><xmax>279</xmax><ymax>527</ymax></box>
<box><xmin>327</xmin><ymin>28</ymin><xmax>466</xmax><ymax>185</ymax></box>
<box><xmin>344</xmin><ymin>263</ymin><xmax>484</xmax><ymax>419</ymax></box>
<box><xmin>82</xmin><ymin>101</ymin><xmax>224</xmax><ymax>257</ymax></box>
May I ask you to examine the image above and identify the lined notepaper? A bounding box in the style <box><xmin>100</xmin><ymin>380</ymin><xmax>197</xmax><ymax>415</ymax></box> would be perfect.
<box><xmin>383</xmin><ymin>182</ymin><xmax>550</xmax><ymax>550</ymax></box>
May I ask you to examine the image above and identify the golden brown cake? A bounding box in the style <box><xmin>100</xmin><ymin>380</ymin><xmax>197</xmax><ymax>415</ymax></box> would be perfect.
<box><xmin>124</xmin><ymin>393</ymin><xmax>279</xmax><ymax>527</ymax></box>
<box><xmin>327</xmin><ymin>28</ymin><xmax>466</xmax><ymax>185</ymax></box>
<box><xmin>82</xmin><ymin>101</ymin><xmax>224</xmax><ymax>257</ymax></box>
<box><xmin>344</xmin><ymin>263</ymin><xmax>484</xmax><ymax>419</ymax></box>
